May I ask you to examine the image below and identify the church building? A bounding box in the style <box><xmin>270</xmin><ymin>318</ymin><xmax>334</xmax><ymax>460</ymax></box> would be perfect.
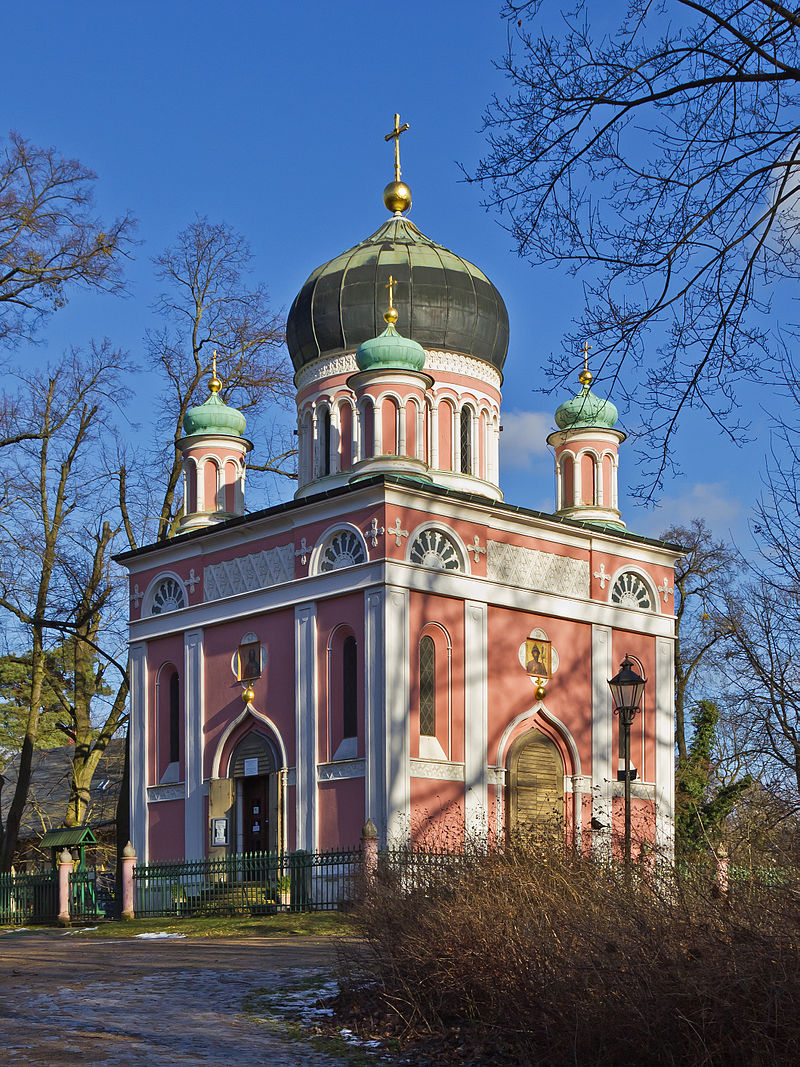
<box><xmin>118</xmin><ymin>120</ymin><xmax>678</xmax><ymax>864</ymax></box>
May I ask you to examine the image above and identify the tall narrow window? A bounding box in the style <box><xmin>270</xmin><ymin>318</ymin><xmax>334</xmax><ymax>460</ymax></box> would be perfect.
<box><xmin>419</xmin><ymin>636</ymin><xmax>436</xmax><ymax>737</ymax></box>
<box><xmin>322</xmin><ymin>408</ymin><xmax>331</xmax><ymax>476</ymax></box>
<box><xmin>460</xmin><ymin>407</ymin><xmax>472</xmax><ymax>474</ymax></box>
<box><xmin>169</xmin><ymin>671</ymin><xmax>180</xmax><ymax>764</ymax></box>
<box><xmin>342</xmin><ymin>635</ymin><xmax>357</xmax><ymax>739</ymax></box>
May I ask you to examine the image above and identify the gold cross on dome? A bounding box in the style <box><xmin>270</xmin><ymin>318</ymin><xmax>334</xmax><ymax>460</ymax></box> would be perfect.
<box><xmin>385</xmin><ymin>275</ymin><xmax>395</xmax><ymax>306</ymax></box>
<box><xmin>384</xmin><ymin>113</ymin><xmax>410</xmax><ymax>181</ymax></box>
<box><xmin>582</xmin><ymin>340</ymin><xmax>591</xmax><ymax>372</ymax></box>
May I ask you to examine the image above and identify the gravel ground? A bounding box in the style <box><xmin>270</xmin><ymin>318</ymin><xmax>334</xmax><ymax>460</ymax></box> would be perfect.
<box><xmin>0</xmin><ymin>929</ymin><xmax>356</xmax><ymax>1064</ymax></box>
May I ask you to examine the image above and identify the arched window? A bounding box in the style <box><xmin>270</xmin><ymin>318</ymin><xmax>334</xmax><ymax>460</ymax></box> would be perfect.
<box><xmin>169</xmin><ymin>671</ymin><xmax>180</xmax><ymax>764</ymax></box>
<box><xmin>460</xmin><ymin>406</ymin><xmax>473</xmax><ymax>474</ymax></box>
<box><xmin>610</xmin><ymin>572</ymin><xmax>653</xmax><ymax>610</ymax></box>
<box><xmin>317</xmin><ymin>528</ymin><xmax>367</xmax><ymax>573</ymax></box>
<box><xmin>321</xmin><ymin>407</ymin><xmax>331</xmax><ymax>476</ymax></box>
<box><xmin>409</xmin><ymin>528</ymin><xmax>464</xmax><ymax>572</ymax></box>
<box><xmin>342</xmin><ymin>635</ymin><xmax>357</xmax><ymax>739</ymax></box>
<box><xmin>419</xmin><ymin>635</ymin><xmax>436</xmax><ymax>737</ymax></box>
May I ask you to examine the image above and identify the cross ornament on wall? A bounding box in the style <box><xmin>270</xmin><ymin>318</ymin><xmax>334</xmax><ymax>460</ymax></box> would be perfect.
<box><xmin>387</xmin><ymin>518</ymin><xmax>408</xmax><ymax>547</ymax></box>
<box><xmin>469</xmin><ymin>535</ymin><xmax>486</xmax><ymax>563</ymax></box>
<box><xmin>295</xmin><ymin>537</ymin><xmax>310</xmax><ymax>566</ymax></box>
<box><xmin>185</xmin><ymin>569</ymin><xmax>199</xmax><ymax>594</ymax></box>
<box><xmin>131</xmin><ymin>584</ymin><xmax>143</xmax><ymax>608</ymax></box>
<box><xmin>593</xmin><ymin>563</ymin><xmax>610</xmax><ymax>589</ymax></box>
<box><xmin>366</xmin><ymin>517</ymin><xmax>385</xmax><ymax>547</ymax></box>
<box><xmin>659</xmin><ymin>577</ymin><xmax>674</xmax><ymax>603</ymax></box>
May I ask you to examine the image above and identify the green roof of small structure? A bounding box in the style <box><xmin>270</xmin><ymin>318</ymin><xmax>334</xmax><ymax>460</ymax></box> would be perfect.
<box><xmin>555</xmin><ymin>384</ymin><xmax>619</xmax><ymax>430</ymax></box>
<box><xmin>355</xmin><ymin>322</ymin><xmax>426</xmax><ymax>372</ymax></box>
<box><xmin>183</xmin><ymin>391</ymin><xmax>246</xmax><ymax>438</ymax></box>
<box><xmin>39</xmin><ymin>826</ymin><xmax>98</xmax><ymax>848</ymax></box>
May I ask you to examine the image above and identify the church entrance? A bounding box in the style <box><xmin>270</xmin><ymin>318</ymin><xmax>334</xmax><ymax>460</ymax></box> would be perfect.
<box><xmin>231</xmin><ymin>732</ymin><xmax>279</xmax><ymax>854</ymax></box>
<box><xmin>506</xmin><ymin>730</ymin><xmax>565</xmax><ymax>836</ymax></box>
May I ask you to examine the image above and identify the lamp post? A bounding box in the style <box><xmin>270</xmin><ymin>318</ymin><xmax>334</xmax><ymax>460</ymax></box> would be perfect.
<box><xmin>608</xmin><ymin>655</ymin><xmax>647</xmax><ymax>865</ymax></box>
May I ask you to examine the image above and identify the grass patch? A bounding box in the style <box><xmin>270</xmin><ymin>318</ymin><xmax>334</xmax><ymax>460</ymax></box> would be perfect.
<box><xmin>2</xmin><ymin>911</ymin><xmax>355</xmax><ymax>939</ymax></box>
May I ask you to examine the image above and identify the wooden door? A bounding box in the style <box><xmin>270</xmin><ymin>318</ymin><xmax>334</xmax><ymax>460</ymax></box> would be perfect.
<box><xmin>507</xmin><ymin>731</ymin><xmax>564</xmax><ymax>834</ymax></box>
<box><xmin>242</xmin><ymin>775</ymin><xmax>269</xmax><ymax>853</ymax></box>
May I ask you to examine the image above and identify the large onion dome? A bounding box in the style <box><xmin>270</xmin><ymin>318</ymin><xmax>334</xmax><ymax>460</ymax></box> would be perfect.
<box><xmin>286</xmin><ymin>216</ymin><xmax>509</xmax><ymax>374</ymax></box>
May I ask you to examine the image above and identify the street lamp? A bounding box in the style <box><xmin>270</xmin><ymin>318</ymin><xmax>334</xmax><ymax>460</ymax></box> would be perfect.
<box><xmin>608</xmin><ymin>655</ymin><xmax>647</xmax><ymax>864</ymax></box>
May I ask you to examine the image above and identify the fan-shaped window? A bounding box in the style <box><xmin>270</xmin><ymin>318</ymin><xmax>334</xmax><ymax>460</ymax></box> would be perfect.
<box><xmin>318</xmin><ymin>529</ymin><xmax>367</xmax><ymax>572</ymax></box>
<box><xmin>409</xmin><ymin>529</ymin><xmax>464</xmax><ymax>572</ymax></box>
<box><xmin>610</xmin><ymin>572</ymin><xmax>653</xmax><ymax>610</ymax></box>
<box><xmin>149</xmin><ymin>576</ymin><xmax>186</xmax><ymax>615</ymax></box>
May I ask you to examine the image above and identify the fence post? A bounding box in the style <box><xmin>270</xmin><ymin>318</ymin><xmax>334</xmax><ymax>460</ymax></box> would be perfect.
<box><xmin>58</xmin><ymin>849</ymin><xmax>73</xmax><ymax>925</ymax></box>
<box><xmin>121</xmin><ymin>841</ymin><xmax>137</xmax><ymax>920</ymax></box>
<box><xmin>361</xmin><ymin>819</ymin><xmax>379</xmax><ymax>889</ymax></box>
<box><xmin>289</xmin><ymin>849</ymin><xmax>311</xmax><ymax>912</ymax></box>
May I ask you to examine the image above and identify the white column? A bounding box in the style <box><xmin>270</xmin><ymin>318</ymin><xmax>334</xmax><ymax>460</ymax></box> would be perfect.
<box><xmin>555</xmin><ymin>456</ymin><xmax>563</xmax><ymax>511</ymax></box>
<box><xmin>184</xmin><ymin>629</ymin><xmax>204</xmax><ymax>859</ymax></box>
<box><xmin>129</xmin><ymin>642</ymin><xmax>148</xmax><ymax>864</ymax></box>
<box><xmin>330</xmin><ymin>404</ymin><xmax>340</xmax><ymax>474</ymax></box>
<box><xmin>398</xmin><ymin>401</ymin><xmax>407</xmax><ymax>456</ymax></box>
<box><xmin>654</xmin><ymin>636</ymin><xmax>675</xmax><ymax>861</ymax></box>
<box><xmin>364</xmin><ymin>588</ymin><xmax>386</xmax><ymax>838</ymax></box>
<box><xmin>430</xmin><ymin>402</ymin><xmax>439</xmax><ymax>469</ymax></box>
<box><xmin>385</xmin><ymin>587</ymin><xmax>410</xmax><ymax>843</ymax></box>
<box><xmin>373</xmin><ymin>399</ymin><xmax>382</xmax><ymax>455</ymax></box>
<box><xmin>416</xmin><ymin>403</ymin><xmax>424</xmax><ymax>461</ymax></box>
<box><xmin>294</xmin><ymin>604</ymin><xmax>318</xmax><ymax>851</ymax></box>
<box><xmin>591</xmin><ymin>624</ymin><xmax>613</xmax><ymax>854</ymax></box>
<box><xmin>573</xmin><ymin>451</ymin><xmax>582</xmax><ymax>507</ymax></box>
<box><xmin>464</xmin><ymin>600</ymin><xmax>489</xmax><ymax>839</ymax></box>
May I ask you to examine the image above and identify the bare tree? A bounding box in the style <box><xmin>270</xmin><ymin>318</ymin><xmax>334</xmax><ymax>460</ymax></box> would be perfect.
<box><xmin>473</xmin><ymin>1</ymin><xmax>800</xmax><ymax>494</ymax></box>
<box><xmin>0</xmin><ymin>344</ymin><xmax>130</xmax><ymax>868</ymax></box>
<box><xmin>660</xmin><ymin>518</ymin><xmax>739</xmax><ymax>763</ymax></box>
<box><xmin>0</xmin><ymin>131</ymin><xmax>135</xmax><ymax>346</ymax></box>
<box><xmin>124</xmin><ymin>216</ymin><xmax>294</xmax><ymax>544</ymax></box>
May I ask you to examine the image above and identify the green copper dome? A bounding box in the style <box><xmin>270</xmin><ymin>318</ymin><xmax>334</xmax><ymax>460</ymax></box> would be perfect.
<box><xmin>555</xmin><ymin>385</ymin><xmax>619</xmax><ymax>430</ymax></box>
<box><xmin>286</xmin><ymin>216</ymin><xmax>509</xmax><ymax>373</ymax></box>
<box><xmin>183</xmin><ymin>391</ymin><xmax>246</xmax><ymax>438</ymax></box>
<box><xmin>355</xmin><ymin>322</ymin><xmax>426</xmax><ymax>372</ymax></box>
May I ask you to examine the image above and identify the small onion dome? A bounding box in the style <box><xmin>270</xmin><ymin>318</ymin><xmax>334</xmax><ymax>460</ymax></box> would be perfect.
<box><xmin>287</xmin><ymin>217</ymin><xmax>509</xmax><ymax>373</ymax></box>
<box><xmin>355</xmin><ymin>321</ymin><xmax>425</xmax><ymax>373</ymax></box>
<box><xmin>554</xmin><ymin>383</ymin><xmax>619</xmax><ymax>431</ymax></box>
<box><xmin>183</xmin><ymin>390</ymin><xmax>246</xmax><ymax>438</ymax></box>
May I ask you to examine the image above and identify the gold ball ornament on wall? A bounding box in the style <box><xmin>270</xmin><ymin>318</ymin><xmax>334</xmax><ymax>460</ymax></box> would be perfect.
<box><xmin>383</xmin><ymin>180</ymin><xmax>412</xmax><ymax>213</ymax></box>
<box><xmin>242</xmin><ymin>684</ymin><xmax>255</xmax><ymax>704</ymax></box>
<box><xmin>535</xmin><ymin>682</ymin><xmax>547</xmax><ymax>702</ymax></box>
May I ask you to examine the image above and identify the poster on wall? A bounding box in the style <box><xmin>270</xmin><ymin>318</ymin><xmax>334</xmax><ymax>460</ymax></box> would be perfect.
<box><xmin>211</xmin><ymin>817</ymin><xmax>229</xmax><ymax>847</ymax></box>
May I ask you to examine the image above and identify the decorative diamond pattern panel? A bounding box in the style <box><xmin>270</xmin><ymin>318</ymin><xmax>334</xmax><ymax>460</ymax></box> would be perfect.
<box><xmin>486</xmin><ymin>541</ymin><xmax>589</xmax><ymax>598</ymax></box>
<box><xmin>204</xmin><ymin>544</ymin><xmax>294</xmax><ymax>601</ymax></box>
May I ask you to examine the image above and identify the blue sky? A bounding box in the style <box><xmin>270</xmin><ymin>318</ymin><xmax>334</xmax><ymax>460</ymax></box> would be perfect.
<box><xmin>3</xmin><ymin>1</ymin><xmax>772</xmax><ymax>547</ymax></box>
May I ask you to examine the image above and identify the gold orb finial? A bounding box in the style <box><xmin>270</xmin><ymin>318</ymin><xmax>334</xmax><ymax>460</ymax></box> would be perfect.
<box><xmin>384</xmin><ymin>275</ymin><xmax>399</xmax><ymax>325</ymax></box>
<box><xmin>242</xmin><ymin>684</ymin><xmax>255</xmax><ymax>704</ymax></box>
<box><xmin>579</xmin><ymin>340</ymin><xmax>593</xmax><ymax>386</ymax></box>
<box><xmin>535</xmin><ymin>682</ymin><xmax>547</xmax><ymax>702</ymax></box>
<box><xmin>209</xmin><ymin>350</ymin><xmax>222</xmax><ymax>394</ymax></box>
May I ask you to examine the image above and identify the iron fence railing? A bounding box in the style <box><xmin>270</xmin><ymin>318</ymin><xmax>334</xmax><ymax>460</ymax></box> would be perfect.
<box><xmin>133</xmin><ymin>847</ymin><xmax>362</xmax><ymax>917</ymax></box>
<box><xmin>0</xmin><ymin>870</ymin><xmax>57</xmax><ymax>924</ymax></box>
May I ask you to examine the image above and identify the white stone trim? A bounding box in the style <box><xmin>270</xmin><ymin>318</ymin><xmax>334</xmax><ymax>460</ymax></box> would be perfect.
<box><xmin>184</xmin><ymin>629</ymin><xmax>204</xmax><ymax>859</ymax></box>
<box><xmin>419</xmin><ymin>734</ymin><xmax>448</xmax><ymax>761</ymax></box>
<box><xmin>147</xmin><ymin>783</ymin><xmax>184</xmax><ymax>803</ymax></box>
<box><xmin>424</xmin><ymin>350</ymin><xmax>502</xmax><ymax>390</ymax></box>
<box><xmin>295</xmin><ymin>604</ymin><xmax>318</xmax><ymax>851</ymax></box>
<box><xmin>364</xmin><ymin>588</ymin><xmax>386</xmax><ymax>838</ymax></box>
<box><xmin>129</xmin><ymin>643</ymin><xmax>148</xmax><ymax>864</ymax></box>
<box><xmin>591</xmin><ymin>624</ymin><xmax>614</xmax><ymax>854</ymax></box>
<box><xmin>210</xmin><ymin>706</ymin><xmax>289</xmax><ymax>778</ymax></box>
<box><xmin>317</xmin><ymin>759</ymin><xmax>366</xmax><ymax>781</ymax></box>
<box><xmin>410</xmin><ymin>759</ymin><xmax>465</xmax><ymax>781</ymax></box>
<box><xmin>655</xmin><ymin>636</ymin><xmax>675</xmax><ymax>860</ymax></box>
<box><xmin>464</xmin><ymin>600</ymin><xmax>488</xmax><ymax>838</ymax></box>
<box><xmin>385</xmin><ymin>587</ymin><xmax>410</xmax><ymax>843</ymax></box>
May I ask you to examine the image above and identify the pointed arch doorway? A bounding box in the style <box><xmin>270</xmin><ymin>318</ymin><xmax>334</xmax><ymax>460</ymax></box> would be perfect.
<box><xmin>506</xmin><ymin>730</ymin><xmax>565</xmax><ymax>836</ymax></box>
<box><xmin>231</xmin><ymin>733</ymin><xmax>279</xmax><ymax>853</ymax></box>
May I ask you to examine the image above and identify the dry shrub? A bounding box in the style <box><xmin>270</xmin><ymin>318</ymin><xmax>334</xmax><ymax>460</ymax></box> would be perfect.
<box><xmin>340</xmin><ymin>838</ymin><xmax>800</xmax><ymax>1065</ymax></box>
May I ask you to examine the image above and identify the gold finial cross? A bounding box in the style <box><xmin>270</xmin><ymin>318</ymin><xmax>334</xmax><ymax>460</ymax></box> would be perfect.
<box><xmin>210</xmin><ymin>349</ymin><xmax>222</xmax><ymax>393</ymax></box>
<box><xmin>384</xmin><ymin>274</ymin><xmax>399</xmax><ymax>325</ymax></box>
<box><xmin>579</xmin><ymin>341</ymin><xmax>593</xmax><ymax>386</ymax></box>
<box><xmin>384</xmin><ymin>113</ymin><xmax>410</xmax><ymax>182</ymax></box>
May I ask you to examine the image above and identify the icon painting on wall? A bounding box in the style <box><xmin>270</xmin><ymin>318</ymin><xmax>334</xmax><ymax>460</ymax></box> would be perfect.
<box><xmin>525</xmin><ymin>638</ymin><xmax>552</xmax><ymax>678</ymax></box>
<box><xmin>238</xmin><ymin>640</ymin><xmax>262</xmax><ymax>681</ymax></box>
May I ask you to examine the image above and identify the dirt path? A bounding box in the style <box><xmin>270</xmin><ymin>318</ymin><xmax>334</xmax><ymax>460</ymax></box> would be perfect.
<box><xmin>0</xmin><ymin>930</ymin><xmax>355</xmax><ymax>1064</ymax></box>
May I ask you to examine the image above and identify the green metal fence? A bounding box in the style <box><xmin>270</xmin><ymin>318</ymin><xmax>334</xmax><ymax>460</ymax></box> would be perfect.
<box><xmin>69</xmin><ymin>868</ymin><xmax>108</xmax><ymax>921</ymax></box>
<box><xmin>0</xmin><ymin>870</ymin><xmax>57</xmax><ymax>925</ymax></box>
<box><xmin>133</xmin><ymin>847</ymin><xmax>362</xmax><ymax>917</ymax></box>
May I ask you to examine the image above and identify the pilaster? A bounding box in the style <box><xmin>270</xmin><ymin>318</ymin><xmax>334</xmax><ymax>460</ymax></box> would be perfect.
<box><xmin>655</xmin><ymin>635</ymin><xmax>675</xmax><ymax>860</ymax></box>
<box><xmin>364</xmin><ymin>588</ymin><xmax>386</xmax><ymax>838</ymax></box>
<box><xmin>129</xmin><ymin>642</ymin><xmax>148</xmax><ymax>864</ymax></box>
<box><xmin>184</xmin><ymin>629</ymin><xmax>204</xmax><ymax>859</ymax></box>
<box><xmin>295</xmin><ymin>603</ymin><xmax>318</xmax><ymax>850</ymax></box>
<box><xmin>464</xmin><ymin>600</ymin><xmax>489</xmax><ymax>838</ymax></box>
<box><xmin>591</xmin><ymin>623</ymin><xmax>613</xmax><ymax>853</ymax></box>
<box><xmin>385</xmin><ymin>587</ymin><xmax>410</xmax><ymax>842</ymax></box>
